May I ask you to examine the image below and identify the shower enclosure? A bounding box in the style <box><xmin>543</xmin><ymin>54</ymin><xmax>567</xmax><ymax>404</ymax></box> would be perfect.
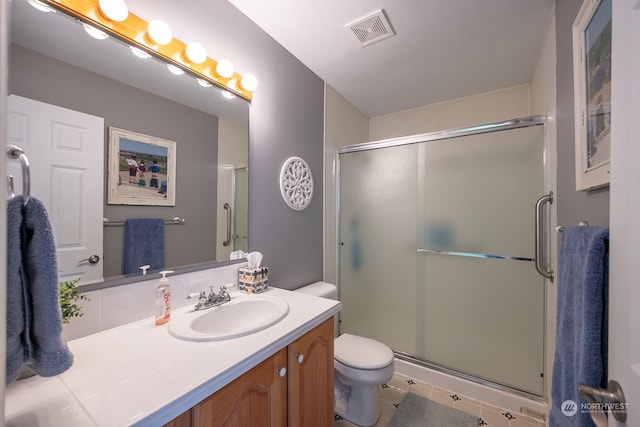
<box><xmin>338</xmin><ymin>117</ymin><xmax>550</xmax><ymax>397</ymax></box>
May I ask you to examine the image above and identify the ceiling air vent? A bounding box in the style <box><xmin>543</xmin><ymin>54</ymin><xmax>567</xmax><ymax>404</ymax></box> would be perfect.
<box><xmin>346</xmin><ymin>9</ymin><xmax>395</xmax><ymax>47</ymax></box>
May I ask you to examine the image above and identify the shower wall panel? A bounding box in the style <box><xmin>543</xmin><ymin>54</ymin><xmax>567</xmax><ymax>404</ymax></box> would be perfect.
<box><xmin>339</xmin><ymin>143</ymin><xmax>419</xmax><ymax>354</ymax></box>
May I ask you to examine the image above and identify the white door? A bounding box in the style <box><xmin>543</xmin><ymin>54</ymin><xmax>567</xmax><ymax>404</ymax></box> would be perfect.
<box><xmin>608</xmin><ymin>0</ymin><xmax>640</xmax><ymax>424</ymax></box>
<box><xmin>7</xmin><ymin>95</ymin><xmax>104</xmax><ymax>284</ymax></box>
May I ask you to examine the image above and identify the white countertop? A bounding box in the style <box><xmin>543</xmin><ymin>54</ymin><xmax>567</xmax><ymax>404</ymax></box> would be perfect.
<box><xmin>5</xmin><ymin>287</ymin><xmax>341</xmax><ymax>427</ymax></box>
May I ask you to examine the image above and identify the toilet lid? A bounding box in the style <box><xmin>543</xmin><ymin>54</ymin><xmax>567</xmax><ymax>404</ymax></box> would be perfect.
<box><xmin>334</xmin><ymin>333</ymin><xmax>393</xmax><ymax>370</ymax></box>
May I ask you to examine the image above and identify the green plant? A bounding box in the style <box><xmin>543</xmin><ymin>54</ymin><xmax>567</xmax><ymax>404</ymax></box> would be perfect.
<box><xmin>59</xmin><ymin>277</ymin><xmax>89</xmax><ymax>324</ymax></box>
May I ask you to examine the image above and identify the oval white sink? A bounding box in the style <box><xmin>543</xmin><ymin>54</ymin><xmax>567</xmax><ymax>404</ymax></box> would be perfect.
<box><xmin>168</xmin><ymin>294</ymin><xmax>289</xmax><ymax>342</ymax></box>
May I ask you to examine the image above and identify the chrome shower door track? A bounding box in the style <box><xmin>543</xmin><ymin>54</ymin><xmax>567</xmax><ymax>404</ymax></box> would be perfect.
<box><xmin>394</xmin><ymin>352</ymin><xmax>547</xmax><ymax>404</ymax></box>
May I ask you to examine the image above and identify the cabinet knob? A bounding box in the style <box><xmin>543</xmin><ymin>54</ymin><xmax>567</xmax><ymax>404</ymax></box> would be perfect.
<box><xmin>278</xmin><ymin>367</ymin><xmax>287</xmax><ymax>377</ymax></box>
<box><xmin>296</xmin><ymin>354</ymin><xmax>304</xmax><ymax>364</ymax></box>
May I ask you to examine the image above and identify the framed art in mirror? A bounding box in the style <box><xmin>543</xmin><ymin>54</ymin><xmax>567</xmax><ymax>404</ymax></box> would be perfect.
<box><xmin>108</xmin><ymin>127</ymin><xmax>177</xmax><ymax>205</ymax></box>
<box><xmin>573</xmin><ymin>0</ymin><xmax>611</xmax><ymax>191</ymax></box>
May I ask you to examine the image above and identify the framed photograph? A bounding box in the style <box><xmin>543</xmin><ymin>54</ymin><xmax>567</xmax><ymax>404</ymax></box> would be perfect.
<box><xmin>107</xmin><ymin>127</ymin><xmax>177</xmax><ymax>206</ymax></box>
<box><xmin>573</xmin><ymin>0</ymin><xmax>611</xmax><ymax>191</ymax></box>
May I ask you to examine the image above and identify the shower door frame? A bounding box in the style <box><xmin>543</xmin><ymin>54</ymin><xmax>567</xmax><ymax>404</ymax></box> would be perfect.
<box><xmin>336</xmin><ymin>115</ymin><xmax>553</xmax><ymax>401</ymax></box>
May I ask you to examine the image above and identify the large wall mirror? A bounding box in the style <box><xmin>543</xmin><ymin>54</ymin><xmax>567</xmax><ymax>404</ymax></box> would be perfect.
<box><xmin>7</xmin><ymin>0</ymin><xmax>249</xmax><ymax>287</ymax></box>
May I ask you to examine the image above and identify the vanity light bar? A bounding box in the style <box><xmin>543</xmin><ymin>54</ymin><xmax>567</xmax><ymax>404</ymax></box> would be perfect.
<box><xmin>38</xmin><ymin>0</ymin><xmax>254</xmax><ymax>101</ymax></box>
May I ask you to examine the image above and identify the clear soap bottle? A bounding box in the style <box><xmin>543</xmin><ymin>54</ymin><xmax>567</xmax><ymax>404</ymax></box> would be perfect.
<box><xmin>155</xmin><ymin>270</ymin><xmax>174</xmax><ymax>325</ymax></box>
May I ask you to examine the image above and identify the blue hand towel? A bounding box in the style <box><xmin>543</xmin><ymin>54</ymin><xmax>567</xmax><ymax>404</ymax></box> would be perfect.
<box><xmin>6</xmin><ymin>196</ymin><xmax>74</xmax><ymax>384</ymax></box>
<box><xmin>550</xmin><ymin>226</ymin><xmax>609</xmax><ymax>427</ymax></box>
<box><xmin>123</xmin><ymin>218</ymin><xmax>165</xmax><ymax>274</ymax></box>
<box><xmin>7</xmin><ymin>197</ymin><xmax>27</xmax><ymax>383</ymax></box>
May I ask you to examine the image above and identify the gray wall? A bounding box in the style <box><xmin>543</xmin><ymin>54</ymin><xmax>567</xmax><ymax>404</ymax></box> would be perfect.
<box><xmin>9</xmin><ymin>45</ymin><xmax>220</xmax><ymax>278</ymax></box>
<box><xmin>247</xmin><ymin>46</ymin><xmax>325</xmax><ymax>291</ymax></box>
<box><xmin>206</xmin><ymin>2</ymin><xmax>325</xmax><ymax>290</ymax></box>
<box><xmin>556</xmin><ymin>0</ymin><xmax>610</xmax><ymax>227</ymax></box>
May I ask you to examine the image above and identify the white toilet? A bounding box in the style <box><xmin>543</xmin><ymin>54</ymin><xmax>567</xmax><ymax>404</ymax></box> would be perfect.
<box><xmin>296</xmin><ymin>281</ymin><xmax>394</xmax><ymax>427</ymax></box>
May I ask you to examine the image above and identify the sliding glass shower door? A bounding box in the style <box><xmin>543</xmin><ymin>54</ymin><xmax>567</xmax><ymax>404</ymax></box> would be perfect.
<box><xmin>338</xmin><ymin>121</ymin><xmax>546</xmax><ymax>396</ymax></box>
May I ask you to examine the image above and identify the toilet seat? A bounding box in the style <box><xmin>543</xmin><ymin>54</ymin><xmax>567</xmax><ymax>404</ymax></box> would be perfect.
<box><xmin>334</xmin><ymin>333</ymin><xmax>394</xmax><ymax>370</ymax></box>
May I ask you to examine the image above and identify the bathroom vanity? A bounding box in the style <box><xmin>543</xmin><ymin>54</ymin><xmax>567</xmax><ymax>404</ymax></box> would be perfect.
<box><xmin>168</xmin><ymin>318</ymin><xmax>333</xmax><ymax>427</ymax></box>
<box><xmin>5</xmin><ymin>287</ymin><xmax>340</xmax><ymax>427</ymax></box>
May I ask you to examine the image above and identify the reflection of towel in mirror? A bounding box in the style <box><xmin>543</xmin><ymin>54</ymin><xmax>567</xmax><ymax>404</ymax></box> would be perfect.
<box><xmin>6</xmin><ymin>196</ymin><xmax>74</xmax><ymax>384</ymax></box>
<box><xmin>123</xmin><ymin>218</ymin><xmax>165</xmax><ymax>275</ymax></box>
<box><xmin>550</xmin><ymin>226</ymin><xmax>609</xmax><ymax>427</ymax></box>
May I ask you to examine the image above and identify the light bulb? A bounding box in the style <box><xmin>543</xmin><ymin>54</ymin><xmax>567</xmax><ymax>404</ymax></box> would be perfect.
<box><xmin>216</xmin><ymin>59</ymin><xmax>234</xmax><ymax>78</ymax></box>
<box><xmin>147</xmin><ymin>20</ymin><xmax>172</xmax><ymax>45</ymax></box>
<box><xmin>83</xmin><ymin>24</ymin><xmax>109</xmax><ymax>40</ymax></box>
<box><xmin>167</xmin><ymin>64</ymin><xmax>184</xmax><ymax>76</ymax></box>
<box><xmin>130</xmin><ymin>46</ymin><xmax>151</xmax><ymax>59</ymax></box>
<box><xmin>240</xmin><ymin>73</ymin><xmax>258</xmax><ymax>91</ymax></box>
<box><xmin>221</xmin><ymin>90</ymin><xmax>236</xmax><ymax>99</ymax></box>
<box><xmin>98</xmin><ymin>0</ymin><xmax>128</xmax><ymax>22</ymax></box>
<box><xmin>197</xmin><ymin>79</ymin><xmax>212</xmax><ymax>88</ymax></box>
<box><xmin>185</xmin><ymin>42</ymin><xmax>207</xmax><ymax>64</ymax></box>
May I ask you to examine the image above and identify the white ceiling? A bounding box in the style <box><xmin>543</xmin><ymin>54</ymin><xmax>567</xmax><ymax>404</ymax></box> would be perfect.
<box><xmin>12</xmin><ymin>0</ymin><xmax>556</xmax><ymax>121</ymax></box>
<box><xmin>227</xmin><ymin>0</ymin><xmax>556</xmax><ymax>117</ymax></box>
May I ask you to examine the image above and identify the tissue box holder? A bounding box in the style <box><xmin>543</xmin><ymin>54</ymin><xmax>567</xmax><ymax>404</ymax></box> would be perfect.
<box><xmin>238</xmin><ymin>267</ymin><xmax>269</xmax><ymax>293</ymax></box>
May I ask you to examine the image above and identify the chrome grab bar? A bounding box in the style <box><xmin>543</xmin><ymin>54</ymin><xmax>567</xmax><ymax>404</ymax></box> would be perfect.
<box><xmin>103</xmin><ymin>217</ymin><xmax>186</xmax><ymax>226</ymax></box>
<box><xmin>534</xmin><ymin>192</ymin><xmax>554</xmax><ymax>282</ymax></box>
<box><xmin>223</xmin><ymin>202</ymin><xmax>232</xmax><ymax>247</ymax></box>
<box><xmin>418</xmin><ymin>248</ymin><xmax>533</xmax><ymax>262</ymax></box>
<box><xmin>556</xmin><ymin>221</ymin><xmax>589</xmax><ymax>233</ymax></box>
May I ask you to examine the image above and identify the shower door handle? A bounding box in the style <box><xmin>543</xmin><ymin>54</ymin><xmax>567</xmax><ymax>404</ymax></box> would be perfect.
<box><xmin>534</xmin><ymin>192</ymin><xmax>554</xmax><ymax>282</ymax></box>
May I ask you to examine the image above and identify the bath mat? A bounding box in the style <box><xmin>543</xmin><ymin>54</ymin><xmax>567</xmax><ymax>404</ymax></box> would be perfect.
<box><xmin>389</xmin><ymin>392</ymin><xmax>479</xmax><ymax>427</ymax></box>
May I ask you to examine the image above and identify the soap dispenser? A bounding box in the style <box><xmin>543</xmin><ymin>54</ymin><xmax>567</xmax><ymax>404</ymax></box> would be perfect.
<box><xmin>155</xmin><ymin>270</ymin><xmax>174</xmax><ymax>325</ymax></box>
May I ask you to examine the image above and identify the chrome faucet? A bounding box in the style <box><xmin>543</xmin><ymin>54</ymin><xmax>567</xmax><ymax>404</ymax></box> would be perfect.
<box><xmin>187</xmin><ymin>285</ymin><xmax>231</xmax><ymax>310</ymax></box>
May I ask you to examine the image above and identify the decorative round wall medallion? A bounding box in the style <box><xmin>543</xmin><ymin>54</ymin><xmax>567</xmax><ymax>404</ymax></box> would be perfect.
<box><xmin>279</xmin><ymin>156</ymin><xmax>314</xmax><ymax>210</ymax></box>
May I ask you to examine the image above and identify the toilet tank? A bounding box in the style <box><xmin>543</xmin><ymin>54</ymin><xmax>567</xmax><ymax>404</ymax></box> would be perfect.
<box><xmin>295</xmin><ymin>281</ymin><xmax>340</xmax><ymax>337</ymax></box>
<box><xmin>295</xmin><ymin>281</ymin><xmax>338</xmax><ymax>300</ymax></box>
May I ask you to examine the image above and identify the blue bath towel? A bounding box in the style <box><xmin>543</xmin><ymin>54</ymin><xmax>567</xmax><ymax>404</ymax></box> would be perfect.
<box><xmin>6</xmin><ymin>196</ymin><xmax>74</xmax><ymax>384</ymax></box>
<box><xmin>123</xmin><ymin>218</ymin><xmax>165</xmax><ymax>274</ymax></box>
<box><xmin>550</xmin><ymin>226</ymin><xmax>609</xmax><ymax>427</ymax></box>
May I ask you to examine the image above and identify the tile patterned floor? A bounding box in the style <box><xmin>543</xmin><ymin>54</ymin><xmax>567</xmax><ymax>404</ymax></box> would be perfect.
<box><xmin>334</xmin><ymin>373</ymin><xmax>547</xmax><ymax>427</ymax></box>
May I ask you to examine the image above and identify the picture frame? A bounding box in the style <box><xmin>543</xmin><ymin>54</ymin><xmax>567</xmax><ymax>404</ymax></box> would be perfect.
<box><xmin>572</xmin><ymin>0</ymin><xmax>612</xmax><ymax>191</ymax></box>
<box><xmin>107</xmin><ymin>127</ymin><xmax>177</xmax><ymax>206</ymax></box>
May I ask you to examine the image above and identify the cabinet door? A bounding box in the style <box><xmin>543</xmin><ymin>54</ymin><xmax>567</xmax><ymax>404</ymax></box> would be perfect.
<box><xmin>193</xmin><ymin>348</ymin><xmax>288</xmax><ymax>427</ymax></box>
<box><xmin>288</xmin><ymin>318</ymin><xmax>334</xmax><ymax>427</ymax></box>
<box><xmin>164</xmin><ymin>409</ymin><xmax>191</xmax><ymax>427</ymax></box>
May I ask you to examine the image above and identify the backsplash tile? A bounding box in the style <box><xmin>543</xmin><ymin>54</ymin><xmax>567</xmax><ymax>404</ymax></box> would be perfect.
<box><xmin>101</xmin><ymin>281</ymin><xmax>154</xmax><ymax>329</ymax></box>
<box><xmin>62</xmin><ymin>263</ymin><xmax>246</xmax><ymax>340</ymax></box>
<box><xmin>62</xmin><ymin>289</ymin><xmax>102</xmax><ymax>341</ymax></box>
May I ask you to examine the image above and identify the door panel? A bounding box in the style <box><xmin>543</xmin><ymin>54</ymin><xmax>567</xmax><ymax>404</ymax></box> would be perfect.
<box><xmin>7</xmin><ymin>95</ymin><xmax>104</xmax><ymax>284</ymax></box>
<box><xmin>608</xmin><ymin>0</ymin><xmax>640</xmax><ymax>423</ymax></box>
<box><xmin>419</xmin><ymin>125</ymin><xmax>545</xmax><ymax>395</ymax></box>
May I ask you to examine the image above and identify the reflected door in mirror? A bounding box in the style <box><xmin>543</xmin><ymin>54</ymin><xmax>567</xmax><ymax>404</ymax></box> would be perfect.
<box><xmin>8</xmin><ymin>95</ymin><xmax>104</xmax><ymax>284</ymax></box>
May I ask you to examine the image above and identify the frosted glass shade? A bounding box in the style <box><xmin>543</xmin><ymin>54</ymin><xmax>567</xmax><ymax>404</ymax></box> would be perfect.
<box><xmin>147</xmin><ymin>20</ymin><xmax>172</xmax><ymax>45</ymax></box>
<box><xmin>186</xmin><ymin>42</ymin><xmax>207</xmax><ymax>64</ymax></box>
<box><xmin>240</xmin><ymin>74</ymin><xmax>258</xmax><ymax>91</ymax></box>
<box><xmin>98</xmin><ymin>0</ymin><xmax>129</xmax><ymax>22</ymax></box>
<box><xmin>216</xmin><ymin>59</ymin><xmax>234</xmax><ymax>78</ymax></box>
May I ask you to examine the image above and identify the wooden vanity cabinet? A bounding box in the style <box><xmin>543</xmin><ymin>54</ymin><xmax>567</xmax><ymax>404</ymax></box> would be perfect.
<box><xmin>167</xmin><ymin>317</ymin><xmax>334</xmax><ymax>427</ymax></box>
<box><xmin>193</xmin><ymin>348</ymin><xmax>288</xmax><ymax>427</ymax></box>
<box><xmin>287</xmin><ymin>318</ymin><xmax>334</xmax><ymax>427</ymax></box>
<box><xmin>164</xmin><ymin>409</ymin><xmax>192</xmax><ymax>427</ymax></box>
